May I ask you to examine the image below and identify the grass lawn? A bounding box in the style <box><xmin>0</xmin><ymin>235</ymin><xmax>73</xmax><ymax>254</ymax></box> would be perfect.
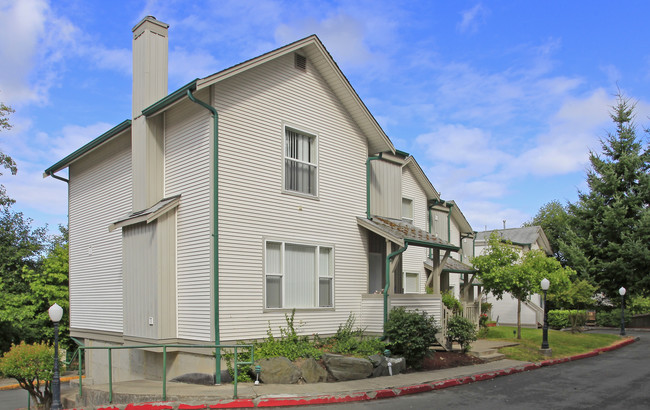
<box><xmin>482</xmin><ymin>326</ymin><xmax>623</xmax><ymax>362</ymax></box>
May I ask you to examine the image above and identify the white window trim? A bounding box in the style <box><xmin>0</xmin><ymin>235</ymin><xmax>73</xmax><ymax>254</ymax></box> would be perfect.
<box><xmin>263</xmin><ymin>238</ymin><xmax>335</xmax><ymax>310</ymax></box>
<box><xmin>281</xmin><ymin>123</ymin><xmax>320</xmax><ymax>199</ymax></box>
<box><xmin>402</xmin><ymin>196</ymin><xmax>414</xmax><ymax>223</ymax></box>
<box><xmin>403</xmin><ymin>271</ymin><xmax>419</xmax><ymax>294</ymax></box>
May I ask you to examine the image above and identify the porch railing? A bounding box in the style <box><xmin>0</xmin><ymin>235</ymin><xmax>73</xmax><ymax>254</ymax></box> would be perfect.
<box><xmin>462</xmin><ymin>302</ymin><xmax>480</xmax><ymax>329</ymax></box>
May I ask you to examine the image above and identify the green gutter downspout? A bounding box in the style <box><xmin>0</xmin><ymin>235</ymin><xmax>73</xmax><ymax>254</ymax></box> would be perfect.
<box><xmin>365</xmin><ymin>154</ymin><xmax>382</xmax><ymax>219</ymax></box>
<box><xmin>186</xmin><ymin>88</ymin><xmax>221</xmax><ymax>384</ymax></box>
<box><xmin>447</xmin><ymin>203</ymin><xmax>453</xmax><ymax>243</ymax></box>
<box><xmin>383</xmin><ymin>242</ymin><xmax>409</xmax><ymax>338</ymax></box>
<box><xmin>427</xmin><ymin>206</ymin><xmax>433</xmax><ymax>259</ymax></box>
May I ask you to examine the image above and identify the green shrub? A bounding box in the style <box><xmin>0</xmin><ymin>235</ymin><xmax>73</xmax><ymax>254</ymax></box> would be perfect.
<box><xmin>442</xmin><ymin>290</ymin><xmax>463</xmax><ymax>314</ymax></box>
<box><xmin>480</xmin><ymin>302</ymin><xmax>492</xmax><ymax>315</ymax></box>
<box><xmin>385</xmin><ymin>307</ymin><xmax>439</xmax><ymax>369</ymax></box>
<box><xmin>0</xmin><ymin>342</ymin><xmax>57</xmax><ymax>409</ymax></box>
<box><xmin>548</xmin><ymin>310</ymin><xmax>587</xmax><ymax>330</ymax></box>
<box><xmin>446</xmin><ymin>315</ymin><xmax>477</xmax><ymax>352</ymax></box>
<box><xmin>628</xmin><ymin>295</ymin><xmax>650</xmax><ymax>315</ymax></box>
<box><xmin>326</xmin><ymin>314</ymin><xmax>385</xmax><ymax>357</ymax></box>
<box><xmin>596</xmin><ymin>310</ymin><xmax>631</xmax><ymax>327</ymax></box>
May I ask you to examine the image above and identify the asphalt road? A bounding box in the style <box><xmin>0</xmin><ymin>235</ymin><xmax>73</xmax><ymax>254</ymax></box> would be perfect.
<box><xmin>290</xmin><ymin>330</ymin><xmax>649</xmax><ymax>410</ymax></box>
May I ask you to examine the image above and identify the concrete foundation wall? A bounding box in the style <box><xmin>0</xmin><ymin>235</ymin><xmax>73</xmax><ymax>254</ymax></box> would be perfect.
<box><xmin>84</xmin><ymin>339</ymin><xmax>217</xmax><ymax>384</ymax></box>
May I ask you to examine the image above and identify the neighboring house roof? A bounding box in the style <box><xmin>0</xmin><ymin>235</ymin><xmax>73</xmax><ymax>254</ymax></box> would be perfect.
<box><xmin>403</xmin><ymin>156</ymin><xmax>440</xmax><ymax>201</ymax></box>
<box><xmin>424</xmin><ymin>257</ymin><xmax>476</xmax><ymax>273</ymax></box>
<box><xmin>475</xmin><ymin>226</ymin><xmax>552</xmax><ymax>255</ymax></box>
<box><xmin>357</xmin><ymin>216</ymin><xmax>459</xmax><ymax>251</ymax></box>
<box><xmin>44</xmin><ymin>35</ymin><xmax>395</xmax><ymax>176</ymax></box>
<box><xmin>108</xmin><ymin>195</ymin><xmax>181</xmax><ymax>232</ymax></box>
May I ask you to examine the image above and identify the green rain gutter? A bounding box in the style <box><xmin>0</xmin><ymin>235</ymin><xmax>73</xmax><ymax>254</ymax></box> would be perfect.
<box><xmin>186</xmin><ymin>88</ymin><xmax>221</xmax><ymax>384</ymax></box>
<box><xmin>384</xmin><ymin>242</ymin><xmax>409</xmax><ymax>337</ymax></box>
<box><xmin>365</xmin><ymin>154</ymin><xmax>382</xmax><ymax>219</ymax></box>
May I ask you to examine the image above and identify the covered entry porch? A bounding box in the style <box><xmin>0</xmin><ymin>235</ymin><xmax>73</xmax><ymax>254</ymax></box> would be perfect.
<box><xmin>356</xmin><ymin>216</ymin><xmax>460</xmax><ymax>337</ymax></box>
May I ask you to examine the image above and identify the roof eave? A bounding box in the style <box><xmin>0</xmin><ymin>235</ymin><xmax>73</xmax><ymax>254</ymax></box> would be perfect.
<box><xmin>43</xmin><ymin>119</ymin><xmax>132</xmax><ymax>177</ymax></box>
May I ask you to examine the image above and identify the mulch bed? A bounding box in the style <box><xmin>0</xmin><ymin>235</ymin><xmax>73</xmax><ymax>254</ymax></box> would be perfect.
<box><xmin>420</xmin><ymin>351</ymin><xmax>485</xmax><ymax>370</ymax></box>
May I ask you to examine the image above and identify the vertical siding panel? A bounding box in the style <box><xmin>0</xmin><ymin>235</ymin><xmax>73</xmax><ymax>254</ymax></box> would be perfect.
<box><xmin>401</xmin><ymin>166</ymin><xmax>428</xmax><ymax>293</ymax></box>
<box><xmin>68</xmin><ymin>132</ymin><xmax>131</xmax><ymax>334</ymax></box>
<box><xmin>370</xmin><ymin>160</ymin><xmax>401</xmax><ymax>218</ymax></box>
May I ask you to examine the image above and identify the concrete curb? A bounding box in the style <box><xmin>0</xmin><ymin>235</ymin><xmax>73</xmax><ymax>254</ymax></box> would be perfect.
<box><xmin>67</xmin><ymin>337</ymin><xmax>638</xmax><ymax>409</ymax></box>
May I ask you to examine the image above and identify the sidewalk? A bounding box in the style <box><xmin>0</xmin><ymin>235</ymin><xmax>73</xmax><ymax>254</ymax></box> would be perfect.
<box><xmin>61</xmin><ymin>337</ymin><xmax>637</xmax><ymax>409</ymax></box>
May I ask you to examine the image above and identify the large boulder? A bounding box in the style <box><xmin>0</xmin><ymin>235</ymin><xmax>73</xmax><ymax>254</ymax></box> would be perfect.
<box><xmin>298</xmin><ymin>358</ymin><xmax>328</xmax><ymax>383</ymax></box>
<box><xmin>368</xmin><ymin>355</ymin><xmax>406</xmax><ymax>377</ymax></box>
<box><xmin>322</xmin><ymin>353</ymin><xmax>373</xmax><ymax>381</ymax></box>
<box><xmin>257</xmin><ymin>357</ymin><xmax>301</xmax><ymax>384</ymax></box>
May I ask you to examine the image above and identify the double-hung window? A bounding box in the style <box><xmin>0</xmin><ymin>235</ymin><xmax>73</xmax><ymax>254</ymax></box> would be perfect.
<box><xmin>265</xmin><ymin>241</ymin><xmax>333</xmax><ymax>308</ymax></box>
<box><xmin>284</xmin><ymin>128</ymin><xmax>317</xmax><ymax>196</ymax></box>
<box><xmin>402</xmin><ymin>197</ymin><xmax>414</xmax><ymax>223</ymax></box>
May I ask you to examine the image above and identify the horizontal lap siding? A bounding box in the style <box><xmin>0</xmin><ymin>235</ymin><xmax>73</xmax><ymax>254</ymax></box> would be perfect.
<box><xmin>69</xmin><ymin>133</ymin><xmax>131</xmax><ymax>333</ymax></box>
<box><xmin>401</xmin><ymin>167</ymin><xmax>428</xmax><ymax>293</ymax></box>
<box><xmin>391</xmin><ymin>296</ymin><xmax>442</xmax><ymax>324</ymax></box>
<box><xmin>215</xmin><ymin>53</ymin><xmax>368</xmax><ymax>341</ymax></box>
<box><xmin>165</xmin><ymin>95</ymin><xmax>212</xmax><ymax>341</ymax></box>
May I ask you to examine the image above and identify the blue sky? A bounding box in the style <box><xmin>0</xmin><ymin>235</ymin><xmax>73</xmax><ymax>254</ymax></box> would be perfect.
<box><xmin>1</xmin><ymin>0</ymin><xmax>649</xmax><ymax>234</ymax></box>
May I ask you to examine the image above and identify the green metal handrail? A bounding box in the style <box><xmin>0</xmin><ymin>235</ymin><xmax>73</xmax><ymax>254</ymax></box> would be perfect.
<box><xmin>68</xmin><ymin>342</ymin><xmax>254</xmax><ymax>403</ymax></box>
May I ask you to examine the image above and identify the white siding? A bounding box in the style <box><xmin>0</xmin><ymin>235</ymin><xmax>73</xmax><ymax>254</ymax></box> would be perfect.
<box><xmin>370</xmin><ymin>159</ymin><xmax>401</xmax><ymax>218</ymax></box>
<box><xmin>214</xmin><ymin>52</ymin><xmax>369</xmax><ymax>341</ymax></box>
<box><xmin>68</xmin><ymin>132</ymin><xmax>132</xmax><ymax>334</ymax></box>
<box><xmin>401</xmin><ymin>166</ymin><xmax>428</xmax><ymax>293</ymax></box>
<box><xmin>164</xmin><ymin>93</ymin><xmax>212</xmax><ymax>341</ymax></box>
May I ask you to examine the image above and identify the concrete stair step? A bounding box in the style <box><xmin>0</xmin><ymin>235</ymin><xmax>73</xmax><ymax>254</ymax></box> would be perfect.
<box><xmin>469</xmin><ymin>350</ymin><xmax>505</xmax><ymax>362</ymax></box>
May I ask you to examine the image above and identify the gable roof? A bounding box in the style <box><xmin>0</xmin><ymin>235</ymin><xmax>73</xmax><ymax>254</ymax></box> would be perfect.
<box><xmin>197</xmin><ymin>35</ymin><xmax>394</xmax><ymax>155</ymax></box>
<box><xmin>403</xmin><ymin>156</ymin><xmax>440</xmax><ymax>201</ymax></box>
<box><xmin>424</xmin><ymin>257</ymin><xmax>476</xmax><ymax>273</ymax></box>
<box><xmin>475</xmin><ymin>226</ymin><xmax>552</xmax><ymax>255</ymax></box>
<box><xmin>45</xmin><ymin>35</ymin><xmax>395</xmax><ymax>176</ymax></box>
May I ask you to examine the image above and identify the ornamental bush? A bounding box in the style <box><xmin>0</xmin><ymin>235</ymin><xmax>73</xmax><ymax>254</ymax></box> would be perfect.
<box><xmin>385</xmin><ymin>307</ymin><xmax>439</xmax><ymax>369</ymax></box>
<box><xmin>548</xmin><ymin>310</ymin><xmax>588</xmax><ymax>330</ymax></box>
<box><xmin>0</xmin><ymin>342</ymin><xmax>57</xmax><ymax>410</ymax></box>
<box><xmin>441</xmin><ymin>290</ymin><xmax>463</xmax><ymax>314</ymax></box>
<box><xmin>596</xmin><ymin>310</ymin><xmax>631</xmax><ymax>327</ymax></box>
<box><xmin>446</xmin><ymin>315</ymin><xmax>477</xmax><ymax>352</ymax></box>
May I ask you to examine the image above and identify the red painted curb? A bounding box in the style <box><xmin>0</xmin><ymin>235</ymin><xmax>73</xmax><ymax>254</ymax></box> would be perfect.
<box><xmin>179</xmin><ymin>404</ymin><xmax>207</xmax><ymax>410</ymax></box>
<box><xmin>209</xmin><ymin>399</ymin><xmax>255</xmax><ymax>408</ymax></box>
<box><xmin>257</xmin><ymin>392</ymin><xmax>369</xmax><ymax>407</ymax></box>
<box><xmin>371</xmin><ymin>389</ymin><xmax>397</xmax><ymax>399</ymax></box>
<box><xmin>397</xmin><ymin>383</ymin><xmax>433</xmax><ymax>395</ymax></box>
<box><xmin>126</xmin><ymin>404</ymin><xmax>174</xmax><ymax>410</ymax></box>
<box><xmin>432</xmin><ymin>378</ymin><xmax>461</xmax><ymax>389</ymax></box>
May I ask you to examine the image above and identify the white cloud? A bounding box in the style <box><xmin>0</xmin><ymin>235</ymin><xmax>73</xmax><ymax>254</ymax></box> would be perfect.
<box><xmin>169</xmin><ymin>47</ymin><xmax>220</xmax><ymax>83</ymax></box>
<box><xmin>458</xmin><ymin>3</ymin><xmax>489</xmax><ymax>34</ymax></box>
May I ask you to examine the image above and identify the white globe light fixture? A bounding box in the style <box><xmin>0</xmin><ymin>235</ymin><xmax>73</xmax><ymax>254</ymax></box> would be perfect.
<box><xmin>49</xmin><ymin>303</ymin><xmax>64</xmax><ymax>323</ymax></box>
<box><xmin>540</xmin><ymin>278</ymin><xmax>550</xmax><ymax>353</ymax></box>
<box><xmin>619</xmin><ymin>287</ymin><xmax>626</xmax><ymax>336</ymax></box>
<box><xmin>541</xmin><ymin>278</ymin><xmax>550</xmax><ymax>291</ymax></box>
<box><xmin>48</xmin><ymin>303</ymin><xmax>64</xmax><ymax>410</ymax></box>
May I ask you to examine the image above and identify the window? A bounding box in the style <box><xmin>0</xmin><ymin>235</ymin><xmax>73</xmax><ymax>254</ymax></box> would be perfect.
<box><xmin>265</xmin><ymin>241</ymin><xmax>333</xmax><ymax>308</ymax></box>
<box><xmin>402</xmin><ymin>197</ymin><xmax>413</xmax><ymax>223</ymax></box>
<box><xmin>404</xmin><ymin>272</ymin><xmax>419</xmax><ymax>293</ymax></box>
<box><xmin>284</xmin><ymin>128</ymin><xmax>317</xmax><ymax>196</ymax></box>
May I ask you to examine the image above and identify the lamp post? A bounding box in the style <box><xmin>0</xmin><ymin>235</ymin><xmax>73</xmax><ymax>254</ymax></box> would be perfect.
<box><xmin>540</xmin><ymin>278</ymin><xmax>551</xmax><ymax>356</ymax></box>
<box><xmin>619</xmin><ymin>287</ymin><xmax>626</xmax><ymax>336</ymax></box>
<box><xmin>49</xmin><ymin>303</ymin><xmax>63</xmax><ymax>410</ymax></box>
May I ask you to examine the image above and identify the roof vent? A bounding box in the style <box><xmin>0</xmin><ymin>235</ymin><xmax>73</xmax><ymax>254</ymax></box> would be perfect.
<box><xmin>295</xmin><ymin>53</ymin><xmax>307</xmax><ymax>71</ymax></box>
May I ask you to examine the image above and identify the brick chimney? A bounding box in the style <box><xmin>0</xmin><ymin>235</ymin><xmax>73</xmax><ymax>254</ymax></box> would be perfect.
<box><xmin>131</xmin><ymin>16</ymin><xmax>168</xmax><ymax>211</ymax></box>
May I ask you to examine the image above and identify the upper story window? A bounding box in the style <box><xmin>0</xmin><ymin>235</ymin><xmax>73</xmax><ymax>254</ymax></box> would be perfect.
<box><xmin>402</xmin><ymin>197</ymin><xmax>413</xmax><ymax>223</ymax></box>
<box><xmin>284</xmin><ymin>128</ymin><xmax>318</xmax><ymax>196</ymax></box>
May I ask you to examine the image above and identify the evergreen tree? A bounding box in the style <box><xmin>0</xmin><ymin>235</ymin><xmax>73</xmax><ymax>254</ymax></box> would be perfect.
<box><xmin>524</xmin><ymin>200</ymin><xmax>571</xmax><ymax>264</ymax></box>
<box><xmin>567</xmin><ymin>94</ymin><xmax>650</xmax><ymax>297</ymax></box>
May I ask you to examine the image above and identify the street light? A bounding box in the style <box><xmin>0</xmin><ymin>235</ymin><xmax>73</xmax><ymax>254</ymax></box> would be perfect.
<box><xmin>48</xmin><ymin>303</ymin><xmax>63</xmax><ymax>410</ymax></box>
<box><xmin>540</xmin><ymin>278</ymin><xmax>551</xmax><ymax>355</ymax></box>
<box><xmin>619</xmin><ymin>287</ymin><xmax>626</xmax><ymax>336</ymax></box>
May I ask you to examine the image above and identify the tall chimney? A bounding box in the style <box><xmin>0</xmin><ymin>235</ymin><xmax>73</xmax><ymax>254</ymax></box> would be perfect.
<box><xmin>131</xmin><ymin>16</ymin><xmax>168</xmax><ymax>211</ymax></box>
